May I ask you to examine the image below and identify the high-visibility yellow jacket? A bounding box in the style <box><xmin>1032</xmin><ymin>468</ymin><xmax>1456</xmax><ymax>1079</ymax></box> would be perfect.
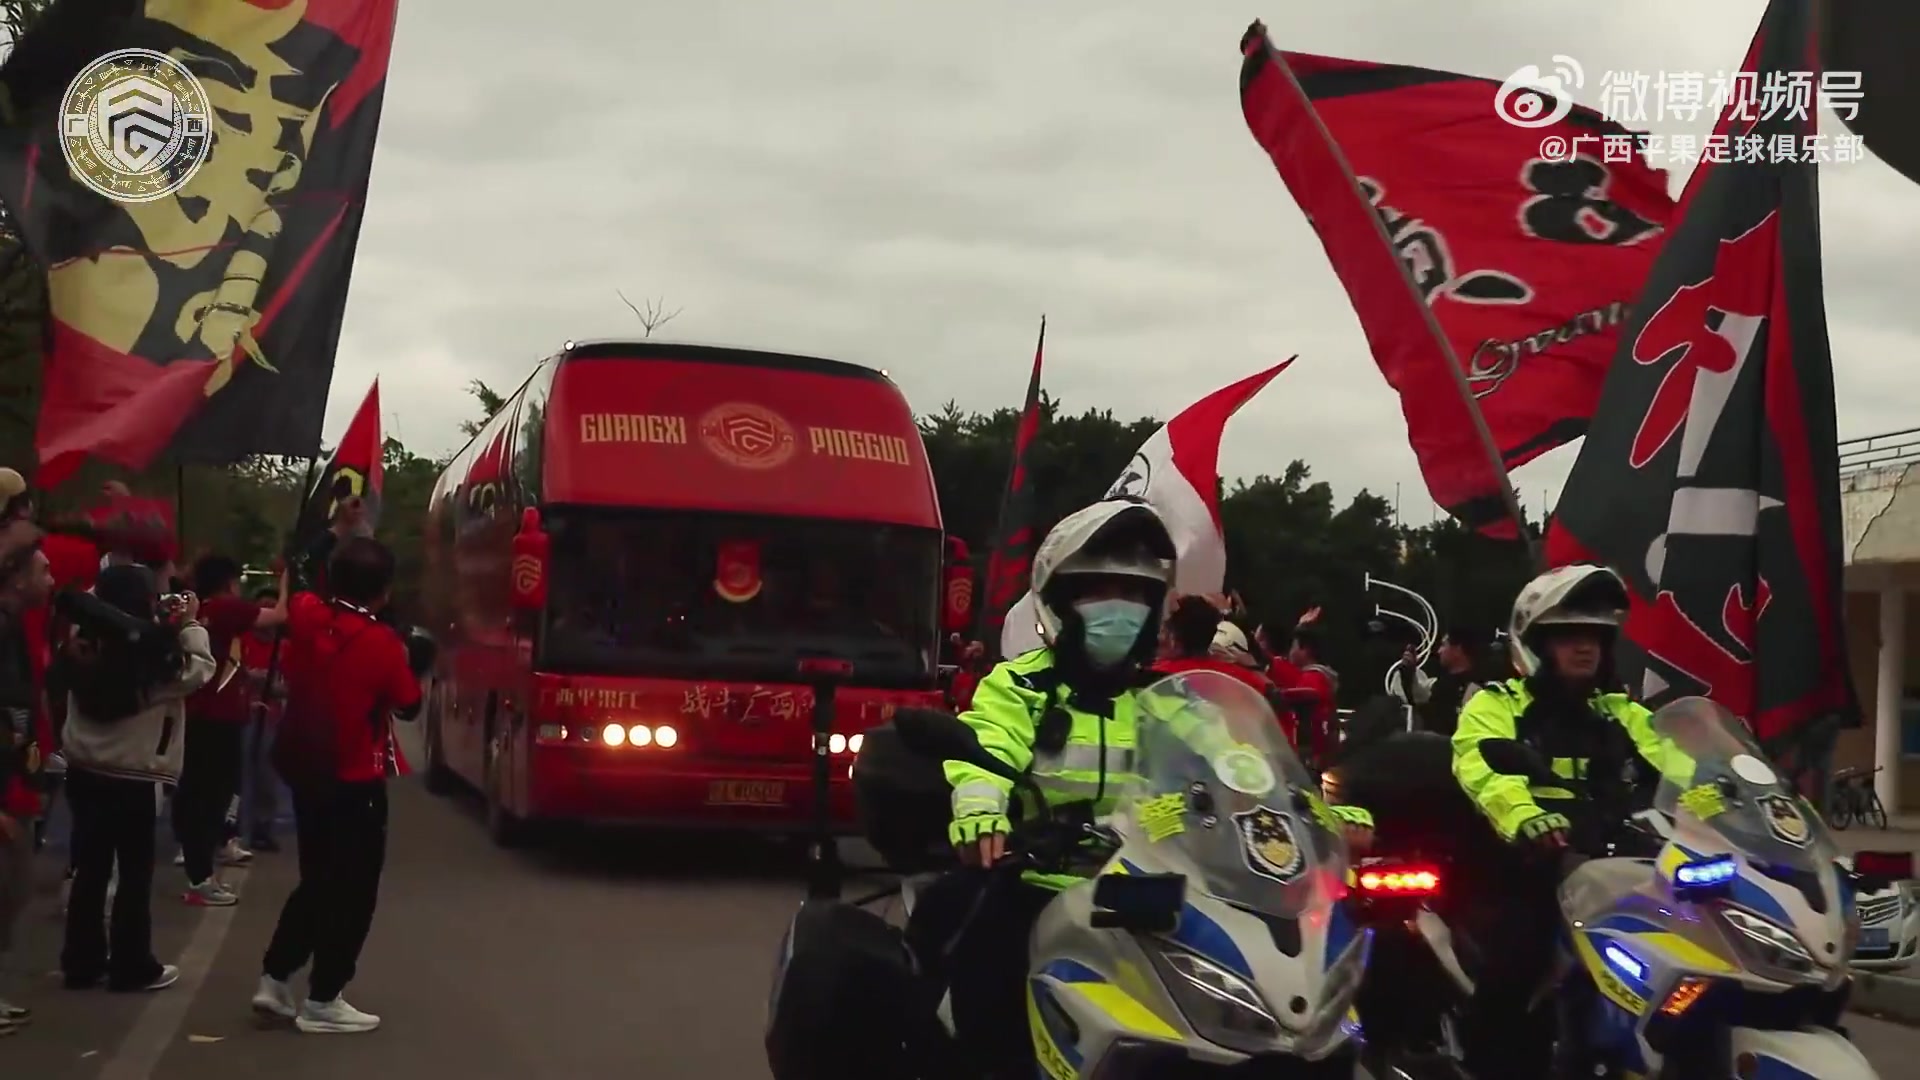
<box><xmin>1451</xmin><ymin>678</ymin><xmax>1678</xmax><ymax>841</ymax></box>
<box><xmin>950</xmin><ymin>650</ymin><xmax>1371</xmax><ymax>889</ymax></box>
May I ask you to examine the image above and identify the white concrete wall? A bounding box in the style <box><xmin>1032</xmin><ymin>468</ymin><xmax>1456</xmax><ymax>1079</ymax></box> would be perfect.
<box><xmin>1845</xmin><ymin>464</ymin><xmax>1920</xmax><ymax>567</ymax></box>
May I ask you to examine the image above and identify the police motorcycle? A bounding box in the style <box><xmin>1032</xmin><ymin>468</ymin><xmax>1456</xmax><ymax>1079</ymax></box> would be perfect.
<box><xmin>1474</xmin><ymin>696</ymin><xmax>1879</xmax><ymax>1079</ymax></box>
<box><xmin>768</xmin><ymin>670</ymin><xmax>1383</xmax><ymax>1079</ymax></box>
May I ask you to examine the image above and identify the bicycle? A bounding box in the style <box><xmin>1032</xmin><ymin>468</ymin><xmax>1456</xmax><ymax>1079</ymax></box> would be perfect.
<box><xmin>1827</xmin><ymin>765</ymin><xmax>1888</xmax><ymax>831</ymax></box>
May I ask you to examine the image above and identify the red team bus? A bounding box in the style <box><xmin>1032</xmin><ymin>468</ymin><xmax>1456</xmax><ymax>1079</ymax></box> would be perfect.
<box><xmin>421</xmin><ymin>340</ymin><xmax>947</xmax><ymax>844</ymax></box>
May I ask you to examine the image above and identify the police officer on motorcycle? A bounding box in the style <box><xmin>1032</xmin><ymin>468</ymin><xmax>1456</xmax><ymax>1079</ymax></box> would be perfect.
<box><xmin>905</xmin><ymin>500</ymin><xmax>1177</xmax><ymax>1077</ymax></box>
<box><xmin>1449</xmin><ymin>563</ymin><xmax>1671</xmax><ymax>1080</ymax></box>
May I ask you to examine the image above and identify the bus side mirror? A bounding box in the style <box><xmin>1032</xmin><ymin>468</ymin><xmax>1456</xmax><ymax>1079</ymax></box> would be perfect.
<box><xmin>511</xmin><ymin>508</ymin><xmax>548</xmax><ymax>612</ymax></box>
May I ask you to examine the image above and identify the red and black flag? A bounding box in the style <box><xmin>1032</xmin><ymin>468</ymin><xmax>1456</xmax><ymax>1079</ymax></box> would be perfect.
<box><xmin>1547</xmin><ymin>0</ymin><xmax>1856</xmax><ymax>749</ymax></box>
<box><xmin>0</xmin><ymin>0</ymin><xmax>397</xmax><ymax>486</ymax></box>
<box><xmin>303</xmin><ymin>378</ymin><xmax>382</xmax><ymax>533</ymax></box>
<box><xmin>1239</xmin><ymin>23</ymin><xmax>1675</xmax><ymax>538</ymax></box>
<box><xmin>973</xmin><ymin>317</ymin><xmax>1046</xmax><ymax>656</ymax></box>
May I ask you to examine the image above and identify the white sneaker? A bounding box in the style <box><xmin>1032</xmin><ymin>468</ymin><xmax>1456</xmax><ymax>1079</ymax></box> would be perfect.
<box><xmin>218</xmin><ymin>838</ymin><xmax>254</xmax><ymax>865</ymax></box>
<box><xmin>172</xmin><ymin>850</ymin><xmax>185</xmax><ymax>867</ymax></box>
<box><xmin>295</xmin><ymin>997</ymin><xmax>380</xmax><ymax>1034</ymax></box>
<box><xmin>183</xmin><ymin>880</ymin><xmax>239</xmax><ymax>907</ymax></box>
<box><xmin>250</xmin><ymin>975</ymin><xmax>298</xmax><ymax>1019</ymax></box>
<box><xmin>133</xmin><ymin>965</ymin><xmax>181</xmax><ymax>992</ymax></box>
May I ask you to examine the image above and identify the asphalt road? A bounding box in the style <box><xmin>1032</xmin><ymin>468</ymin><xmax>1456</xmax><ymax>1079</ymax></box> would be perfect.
<box><xmin>7</xmin><ymin>735</ymin><xmax>1920</xmax><ymax>1078</ymax></box>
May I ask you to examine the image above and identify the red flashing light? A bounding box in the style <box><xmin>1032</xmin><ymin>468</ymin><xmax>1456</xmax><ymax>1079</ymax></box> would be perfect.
<box><xmin>797</xmin><ymin>658</ymin><xmax>854</xmax><ymax>677</ymax></box>
<box><xmin>1854</xmin><ymin>850</ymin><xmax>1914</xmax><ymax>880</ymax></box>
<box><xmin>1357</xmin><ymin>866</ymin><xmax>1442</xmax><ymax>896</ymax></box>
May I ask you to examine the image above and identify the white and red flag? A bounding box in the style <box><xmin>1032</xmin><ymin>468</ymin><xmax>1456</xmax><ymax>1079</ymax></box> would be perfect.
<box><xmin>999</xmin><ymin>360</ymin><xmax>1291</xmax><ymax>658</ymax></box>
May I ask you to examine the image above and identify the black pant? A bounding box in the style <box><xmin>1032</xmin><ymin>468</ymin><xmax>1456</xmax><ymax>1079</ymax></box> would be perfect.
<box><xmin>62</xmin><ymin>769</ymin><xmax>162</xmax><ymax>989</ymax></box>
<box><xmin>1451</xmin><ymin>850</ymin><xmax>1562</xmax><ymax>1080</ymax></box>
<box><xmin>262</xmin><ymin>781</ymin><xmax>388</xmax><ymax>1002</ymax></box>
<box><xmin>172</xmin><ymin>717</ymin><xmax>243</xmax><ymax>884</ymax></box>
<box><xmin>905</xmin><ymin>871</ymin><xmax>1055</xmax><ymax>1078</ymax></box>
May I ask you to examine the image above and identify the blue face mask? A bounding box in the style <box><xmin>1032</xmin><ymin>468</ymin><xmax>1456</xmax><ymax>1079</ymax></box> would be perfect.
<box><xmin>1075</xmin><ymin>598</ymin><xmax>1151</xmax><ymax>668</ymax></box>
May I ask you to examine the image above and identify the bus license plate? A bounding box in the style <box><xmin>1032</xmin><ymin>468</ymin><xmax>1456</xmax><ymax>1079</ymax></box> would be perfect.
<box><xmin>707</xmin><ymin>780</ymin><xmax>786</xmax><ymax>806</ymax></box>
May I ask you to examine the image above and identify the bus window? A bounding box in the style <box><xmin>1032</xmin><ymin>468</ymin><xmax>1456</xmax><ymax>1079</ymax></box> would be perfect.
<box><xmin>540</xmin><ymin>509</ymin><xmax>939</xmax><ymax>688</ymax></box>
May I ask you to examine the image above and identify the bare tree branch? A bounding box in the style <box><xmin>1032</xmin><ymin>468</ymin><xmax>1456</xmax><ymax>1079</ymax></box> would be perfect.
<box><xmin>615</xmin><ymin>289</ymin><xmax>681</xmax><ymax>338</ymax></box>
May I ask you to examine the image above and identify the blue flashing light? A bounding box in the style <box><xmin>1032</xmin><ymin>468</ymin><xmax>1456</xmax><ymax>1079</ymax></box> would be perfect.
<box><xmin>1675</xmin><ymin>855</ymin><xmax>1738</xmax><ymax>888</ymax></box>
<box><xmin>1602</xmin><ymin>942</ymin><xmax>1646</xmax><ymax>982</ymax></box>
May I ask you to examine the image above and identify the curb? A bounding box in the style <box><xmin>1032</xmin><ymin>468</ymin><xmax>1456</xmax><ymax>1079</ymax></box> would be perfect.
<box><xmin>1851</xmin><ymin>971</ymin><xmax>1920</xmax><ymax>1024</ymax></box>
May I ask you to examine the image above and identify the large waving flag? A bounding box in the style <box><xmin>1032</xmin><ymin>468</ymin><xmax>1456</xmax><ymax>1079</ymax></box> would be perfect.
<box><xmin>1000</xmin><ymin>361</ymin><xmax>1290</xmax><ymax>658</ymax></box>
<box><xmin>0</xmin><ymin>0</ymin><xmax>397</xmax><ymax>485</ymax></box>
<box><xmin>1239</xmin><ymin>23</ymin><xmax>1674</xmax><ymax>539</ymax></box>
<box><xmin>1546</xmin><ymin>0</ymin><xmax>1854</xmax><ymax>750</ymax></box>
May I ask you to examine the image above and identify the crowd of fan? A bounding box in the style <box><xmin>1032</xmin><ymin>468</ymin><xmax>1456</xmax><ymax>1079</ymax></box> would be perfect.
<box><xmin>0</xmin><ymin>474</ymin><xmax>426</xmax><ymax>1037</ymax></box>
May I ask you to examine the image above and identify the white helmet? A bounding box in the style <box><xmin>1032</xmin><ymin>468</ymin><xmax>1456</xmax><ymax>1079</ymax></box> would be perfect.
<box><xmin>1030</xmin><ymin>500</ymin><xmax>1176</xmax><ymax>648</ymax></box>
<box><xmin>1508</xmin><ymin>563</ymin><xmax>1630</xmax><ymax>677</ymax></box>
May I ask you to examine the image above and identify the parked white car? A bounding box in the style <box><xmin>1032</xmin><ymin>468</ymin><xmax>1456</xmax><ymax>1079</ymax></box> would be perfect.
<box><xmin>1842</xmin><ymin>854</ymin><xmax>1920</xmax><ymax>971</ymax></box>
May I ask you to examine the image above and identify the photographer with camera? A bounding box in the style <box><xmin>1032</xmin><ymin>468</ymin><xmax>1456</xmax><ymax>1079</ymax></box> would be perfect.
<box><xmin>56</xmin><ymin>564</ymin><xmax>215</xmax><ymax>992</ymax></box>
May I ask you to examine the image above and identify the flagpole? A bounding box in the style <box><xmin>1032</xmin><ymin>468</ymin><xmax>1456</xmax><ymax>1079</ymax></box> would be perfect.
<box><xmin>1268</xmin><ymin>43</ymin><xmax>1540</xmax><ymax>570</ymax></box>
<box><xmin>971</xmin><ymin>314</ymin><xmax>1046</xmax><ymax>652</ymax></box>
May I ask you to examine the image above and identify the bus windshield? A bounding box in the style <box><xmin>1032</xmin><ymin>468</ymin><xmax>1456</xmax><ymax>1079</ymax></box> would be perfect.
<box><xmin>539</xmin><ymin>508</ymin><xmax>940</xmax><ymax>687</ymax></box>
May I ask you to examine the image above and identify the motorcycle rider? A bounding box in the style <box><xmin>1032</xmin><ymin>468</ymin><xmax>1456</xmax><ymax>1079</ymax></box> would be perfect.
<box><xmin>908</xmin><ymin>499</ymin><xmax>1368</xmax><ymax>1076</ymax></box>
<box><xmin>1449</xmin><ymin>564</ymin><xmax>1669</xmax><ymax>1080</ymax></box>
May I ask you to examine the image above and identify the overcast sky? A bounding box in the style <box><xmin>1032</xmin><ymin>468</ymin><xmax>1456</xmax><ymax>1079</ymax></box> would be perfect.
<box><xmin>327</xmin><ymin>0</ymin><xmax>1920</xmax><ymax>524</ymax></box>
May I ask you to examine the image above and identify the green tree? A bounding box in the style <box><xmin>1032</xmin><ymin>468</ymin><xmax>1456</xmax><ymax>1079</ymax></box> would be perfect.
<box><xmin>457</xmin><ymin>379</ymin><xmax>506</xmax><ymax>438</ymax></box>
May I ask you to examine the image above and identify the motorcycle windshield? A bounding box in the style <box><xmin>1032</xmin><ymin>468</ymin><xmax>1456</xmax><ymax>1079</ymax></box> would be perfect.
<box><xmin>1648</xmin><ymin>697</ymin><xmax>1839</xmax><ymax>872</ymax></box>
<box><xmin>1120</xmin><ymin>670</ymin><xmax>1348</xmax><ymax>918</ymax></box>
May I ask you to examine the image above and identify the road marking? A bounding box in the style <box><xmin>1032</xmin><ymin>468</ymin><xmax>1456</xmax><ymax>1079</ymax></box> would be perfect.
<box><xmin>99</xmin><ymin>866</ymin><xmax>250</xmax><ymax>1080</ymax></box>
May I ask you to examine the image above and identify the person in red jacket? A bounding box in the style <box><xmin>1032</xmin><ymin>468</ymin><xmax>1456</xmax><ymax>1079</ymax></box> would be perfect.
<box><xmin>1154</xmin><ymin>596</ymin><xmax>1272</xmax><ymax>691</ymax></box>
<box><xmin>252</xmin><ymin>537</ymin><xmax>420</xmax><ymax>1035</ymax></box>
<box><xmin>1264</xmin><ymin>609</ymin><xmax>1341</xmax><ymax>769</ymax></box>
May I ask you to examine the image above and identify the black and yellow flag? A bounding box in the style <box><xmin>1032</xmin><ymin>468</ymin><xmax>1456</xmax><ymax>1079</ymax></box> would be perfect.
<box><xmin>0</xmin><ymin>0</ymin><xmax>397</xmax><ymax>485</ymax></box>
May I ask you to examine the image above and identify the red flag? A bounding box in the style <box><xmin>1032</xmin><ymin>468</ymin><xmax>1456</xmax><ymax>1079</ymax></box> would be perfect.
<box><xmin>974</xmin><ymin>318</ymin><xmax>1047</xmax><ymax>652</ymax></box>
<box><xmin>1000</xmin><ymin>361</ymin><xmax>1290</xmax><ymax>658</ymax></box>
<box><xmin>0</xmin><ymin>0</ymin><xmax>398</xmax><ymax>485</ymax></box>
<box><xmin>1239</xmin><ymin>24</ymin><xmax>1675</xmax><ymax>537</ymax></box>
<box><xmin>304</xmin><ymin>380</ymin><xmax>383</xmax><ymax>531</ymax></box>
<box><xmin>1547</xmin><ymin>0</ymin><xmax>1854</xmax><ymax>745</ymax></box>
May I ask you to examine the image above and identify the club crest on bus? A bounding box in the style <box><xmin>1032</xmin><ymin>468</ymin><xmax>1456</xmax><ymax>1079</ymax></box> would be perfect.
<box><xmin>699</xmin><ymin>402</ymin><xmax>797</xmax><ymax>470</ymax></box>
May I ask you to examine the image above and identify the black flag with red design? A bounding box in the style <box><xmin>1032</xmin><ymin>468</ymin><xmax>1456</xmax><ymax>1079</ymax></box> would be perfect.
<box><xmin>1546</xmin><ymin>0</ymin><xmax>1855</xmax><ymax>748</ymax></box>
<box><xmin>0</xmin><ymin>0</ymin><xmax>396</xmax><ymax>485</ymax></box>
<box><xmin>973</xmin><ymin>317</ymin><xmax>1046</xmax><ymax>656</ymax></box>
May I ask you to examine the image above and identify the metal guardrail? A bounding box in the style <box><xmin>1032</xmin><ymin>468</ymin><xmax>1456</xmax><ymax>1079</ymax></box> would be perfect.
<box><xmin>1841</xmin><ymin>427</ymin><xmax>1920</xmax><ymax>477</ymax></box>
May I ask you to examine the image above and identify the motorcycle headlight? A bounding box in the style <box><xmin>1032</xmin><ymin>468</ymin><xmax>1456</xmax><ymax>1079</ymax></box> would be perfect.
<box><xmin>1147</xmin><ymin>945</ymin><xmax>1280</xmax><ymax>1054</ymax></box>
<box><xmin>1720</xmin><ymin>907</ymin><xmax>1818</xmax><ymax>981</ymax></box>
